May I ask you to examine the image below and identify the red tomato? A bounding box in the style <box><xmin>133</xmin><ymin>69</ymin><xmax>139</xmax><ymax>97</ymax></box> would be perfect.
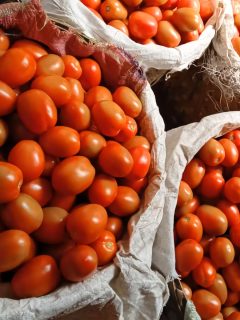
<box><xmin>198</xmin><ymin>171</ymin><xmax>225</xmax><ymax>199</ymax></box>
<box><xmin>106</xmin><ymin>216</ymin><xmax>124</xmax><ymax>240</ymax></box>
<box><xmin>8</xmin><ymin>140</ymin><xmax>45</xmax><ymax>182</ymax></box>
<box><xmin>222</xmin><ymin>262</ymin><xmax>240</xmax><ymax>292</ymax></box>
<box><xmin>100</xmin><ymin>0</ymin><xmax>128</xmax><ymax>22</ymax></box>
<box><xmin>49</xmin><ymin>193</ymin><xmax>76</xmax><ymax>211</ymax></box>
<box><xmin>181</xmin><ymin>30</ymin><xmax>199</xmax><ymax>43</ymax></box>
<box><xmin>60</xmin><ymin>101</ymin><xmax>91</xmax><ymax>131</ymax></box>
<box><xmin>113</xmin><ymin>86</ymin><xmax>142</xmax><ymax>118</ymax></box>
<box><xmin>21</xmin><ymin>178</ymin><xmax>53</xmax><ymax>207</ymax></box>
<box><xmin>181</xmin><ymin>281</ymin><xmax>192</xmax><ymax>300</ymax></box>
<box><xmin>216</xmin><ymin>199</ymin><xmax>240</xmax><ymax>227</ymax></box>
<box><xmin>223</xmin><ymin>130</ymin><xmax>240</xmax><ymax>148</ymax></box>
<box><xmin>12</xmin><ymin>39</ymin><xmax>47</xmax><ymax>60</ymax></box>
<box><xmin>79</xmin><ymin>58</ymin><xmax>101</xmax><ymax>91</ymax></box>
<box><xmin>122</xmin><ymin>0</ymin><xmax>142</xmax><ymax>6</ymax></box>
<box><xmin>51</xmin><ymin>156</ymin><xmax>95</xmax><ymax>195</ymax></box>
<box><xmin>219</xmin><ymin>138</ymin><xmax>239</xmax><ymax>167</ymax></box>
<box><xmin>175</xmin><ymin>213</ymin><xmax>203</xmax><ymax>242</ymax></box>
<box><xmin>195</xmin><ymin>205</ymin><xmax>228</xmax><ymax>236</ymax></box>
<box><xmin>62</xmin><ymin>55</ymin><xmax>82</xmax><ymax>79</ymax></box>
<box><xmin>208</xmin><ymin>273</ymin><xmax>228</xmax><ymax>305</ymax></box>
<box><xmin>108</xmin><ymin>20</ymin><xmax>130</xmax><ymax>36</ymax></box>
<box><xmin>92</xmin><ymin>100</ymin><xmax>126</xmax><ymax>137</ymax></box>
<box><xmin>67</xmin><ymin>204</ymin><xmax>108</xmax><ymax>244</ymax></box>
<box><xmin>175</xmin><ymin>239</ymin><xmax>203</xmax><ymax>273</ymax></box>
<box><xmin>1</xmin><ymin>193</ymin><xmax>43</xmax><ymax>234</ymax></box>
<box><xmin>144</xmin><ymin>0</ymin><xmax>168</xmax><ymax>6</ymax></box>
<box><xmin>182</xmin><ymin>158</ymin><xmax>206</xmax><ymax>189</ymax></box>
<box><xmin>98</xmin><ymin>141</ymin><xmax>134</xmax><ymax>177</ymax></box>
<box><xmin>60</xmin><ymin>245</ymin><xmax>98</xmax><ymax>282</ymax></box>
<box><xmin>123</xmin><ymin>135</ymin><xmax>150</xmax><ymax>150</ymax></box>
<box><xmin>17</xmin><ymin>89</ymin><xmax>57</xmax><ymax>135</ymax></box>
<box><xmin>161</xmin><ymin>0</ymin><xmax>178</xmax><ymax>9</ymax></box>
<box><xmin>209</xmin><ymin>237</ymin><xmax>235</xmax><ymax>268</ymax></box>
<box><xmin>88</xmin><ymin>174</ymin><xmax>118</xmax><ymax>207</ymax></box>
<box><xmin>142</xmin><ymin>7</ymin><xmax>163</xmax><ymax>21</ymax></box>
<box><xmin>226</xmin><ymin>312</ymin><xmax>240</xmax><ymax>320</ymax></box>
<box><xmin>155</xmin><ymin>21</ymin><xmax>181</xmax><ymax>47</ymax></box>
<box><xmin>0</xmin><ymin>48</ymin><xmax>36</xmax><ymax>87</ymax></box>
<box><xmin>198</xmin><ymin>138</ymin><xmax>225</xmax><ymax>166</ymax></box>
<box><xmin>11</xmin><ymin>255</ymin><xmax>61</xmax><ymax>298</ymax></box>
<box><xmin>230</xmin><ymin>222</ymin><xmax>240</xmax><ymax>248</ymax></box>
<box><xmin>8</xmin><ymin>113</ymin><xmax>36</xmax><ymax>143</ymax></box>
<box><xmin>0</xmin><ymin>29</ymin><xmax>9</xmax><ymax>51</ymax></box>
<box><xmin>128</xmin><ymin>12</ymin><xmax>158</xmax><ymax>40</ymax></box>
<box><xmin>171</xmin><ymin>8</ymin><xmax>201</xmax><ymax>32</ymax></box>
<box><xmin>42</xmin><ymin>154</ymin><xmax>59</xmax><ymax>177</ymax></box>
<box><xmin>192</xmin><ymin>289</ymin><xmax>221</xmax><ymax>320</ymax></box>
<box><xmin>0</xmin><ymin>81</ymin><xmax>17</xmax><ymax>116</ymax></box>
<box><xmin>33</xmin><ymin>207</ymin><xmax>69</xmax><ymax>244</ymax></box>
<box><xmin>114</xmin><ymin>116</ymin><xmax>138</xmax><ymax>142</ymax></box>
<box><xmin>125</xmin><ymin>147</ymin><xmax>151</xmax><ymax>180</ymax></box>
<box><xmin>162</xmin><ymin>9</ymin><xmax>174</xmax><ymax>20</ymax></box>
<box><xmin>232</xmin><ymin>166</ymin><xmax>240</xmax><ymax>178</ymax></box>
<box><xmin>0</xmin><ymin>119</ymin><xmax>8</xmax><ymax>147</ymax></box>
<box><xmin>79</xmin><ymin>130</ymin><xmax>106</xmax><ymax>158</ymax></box>
<box><xmin>200</xmin><ymin>234</ymin><xmax>215</xmax><ymax>255</ymax></box>
<box><xmin>0</xmin><ymin>162</ymin><xmax>23</xmax><ymax>203</ymax></box>
<box><xmin>199</xmin><ymin>0</ymin><xmax>216</xmax><ymax>22</ymax></box>
<box><xmin>177</xmin><ymin>0</ymin><xmax>200</xmax><ymax>12</ymax></box>
<box><xmin>82</xmin><ymin>0</ymin><xmax>101</xmax><ymax>9</ymax></box>
<box><xmin>66</xmin><ymin>78</ymin><xmax>85</xmax><ymax>102</ymax></box>
<box><xmin>90</xmin><ymin>230</ymin><xmax>118</xmax><ymax>266</ymax></box>
<box><xmin>35</xmin><ymin>54</ymin><xmax>65</xmax><ymax>77</ymax></box>
<box><xmin>40</xmin><ymin>239</ymin><xmax>75</xmax><ymax>261</ymax></box>
<box><xmin>224</xmin><ymin>291</ymin><xmax>240</xmax><ymax>307</ymax></box>
<box><xmin>0</xmin><ymin>230</ymin><xmax>35</xmax><ymax>272</ymax></box>
<box><xmin>84</xmin><ymin>86</ymin><xmax>112</xmax><ymax>109</ymax></box>
<box><xmin>192</xmin><ymin>257</ymin><xmax>216</xmax><ymax>288</ymax></box>
<box><xmin>177</xmin><ymin>181</ymin><xmax>193</xmax><ymax>207</ymax></box>
<box><xmin>108</xmin><ymin>186</ymin><xmax>140</xmax><ymax>216</ymax></box>
<box><xmin>122</xmin><ymin>176</ymin><xmax>148</xmax><ymax>193</ymax></box>
<box><xmin>175</xmin><ymin>195</ymin><xmax>200</xmax><ymax>218</ymax></box>
<box><xmin>224</xmin><ymin>177</ymin><xmax>240</xmax><ymax>203</ymax></box>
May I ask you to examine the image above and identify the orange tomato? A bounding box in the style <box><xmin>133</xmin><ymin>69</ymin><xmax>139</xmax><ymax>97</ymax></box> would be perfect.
<box><xmin>232</xmin><ymin>37</ymin><xmax>240</xmax><ymax>56</ymax></box>
<box><xmin>230</xmin><ymin>222</ymin><xmax>240</xmax><ymax>247</ymax></box>
<box><xmin>224</xmin><ymin>177</ymin><xmax>240</xmax><ymax>204</ymax></box>
<box><xmin>0</xmin><ymin>29</ymin><xmax>9</xmax><ymax>51</ymax></box>
<box><xmin>12</xmin><ymin>39</ymin><xmax>47</xmax><ymax>60</ymax></box>
<box><xmin>192</xmin><ymin>289</ymin><xmax>221</xmax><ymax>320</ymax></box>
<box><xmin>199</xmin><ymin>0</ymin><xmax>216</xmax><ymax>22</ymax></box>
<box><xmin>224</xmin><ymin>291</ymin><xmax>240</xmax><ymax>307</ymax></box>
<box><xmin>208</xmin><ymin>273</ymin><xmax>228</xmax><ymax>305</ymax></box>
<box><xmin>84</xmin><ymin>85</ymin><xmax>112</xmax><ymax>109</ymax></box>
<box><xmin>177</xmin><ymin>0</ymin><xmax>200</xmax><ymax>12</ymax></box>
<box><xmin>216</xmin><ymin>199</ymin><xmax>240</xmax><ymax>227</ymax></box>
<box><xmin>66</xmin><ymin>78</ymin><xmax>85</xmax><ymax>102</ymax></box>
<box><xmin>175</xmin><ymin>195</ymin><xmax>200</xmax><ymax>218</ymax></box>
<box><xmin>49</xmin><ymin>193</ymin><xmax>76</xmax><ymax>211</ymax></box>
<box><xmin>100</xmin><ymin>0</ymin><xmax>128</xmax><ymax>21</ymax></box>
<box><xmin>106</xmin><ymin>216</ymin><xmax>124</xmax><ymax>239</ymax></box>
<box><xmin>175</xmin><ymin>213</ymin><xmax>203</xmax><ymax>242</ymax></box>
<box><xmin>181</xmin><ymin>281</ymin><xmax>192</xmax><ymax>299</ymax></box>
<box><xmin>155</xmin><ymin>21</ymin><xmax>181</xmax><ymax>47</ymax></box>
<box><xmin>209</xmin><ymin>237</ymin><xmax>235</xmax><ymax>268</ymax></box>
<box><xmin>198</xmin><ymin>171</ymin><xmax>225</xmax><ymax>199</ymax></box>
<box><xmin>79</xmin><ymin>58</ymin><xmax>101</xmax><ymax>91</ymax></box>
<box><xmin>62</xmin><ymin>55</ymin><xmax>82</xmax><ymax>79</ymax></box>
<box><xmin>108</xmin><ymin>20</ymin><xmax>130</xmax><ymax>35</ymax></box>
<box><xmin>0</xmin><ymin>119</ymin><xmax>8</xmax><ymax>147</ymax></box>
<box><xmin>35</xmin><ymin>54</ymin><xmax>65</xmax><ymax>77</ymax></box>
<box><xmin>182</xmin><ymin>158</ymin><xmax>206</xmax><ymax>189</ymax></box>
<box><xmin>0</xmin><ymin>162</ymin><xmax>23</xmax><ymax>203</ymax></box>
<box><xmin>226</xmin><ymin>312</ymin><xmax>240</xmax><ymax>320</ymax></box>
<box><xmin>198</xmin><ymin>138</ymin><xmax>225</xmax><ymax>166</ymax></box>
<box><xmin>222</xmin><ymin>262</ymin><xmax>240</xmax><ymax>292</ymax></box>
<box><xmin>79</xmin><ymin>130</ymin><xmax>107</xmax><ymax>158</ymax></box>
<box><xmin>142</xmin><ymin>6</ymin><xmax>163</xmax><ymax>21</ymax></box>
<box><xmin>21</xmin><ymin>178</ymin><xmax>53</xmax><ymax>207</ymax></box>
<box><xmin>192</xmin><ymin>257</ymin><xmax>216</xmax><ymax>288</ymax></box>
<box><xmin>177</xmin><ymin>181</ymin><xmax>193</xmax><ymax>207</ymax></box>
<box><xmin>128</xmin><ymin>11</ymin><xmax>158</xmax><ymax>40</ymax></box>
<box><xmin>123</xmin><ymin>135</ymin><xmax>150</xmax><ymax>150</ymax></box>
<box><xmin>81</xmin><ymin>0</ymin><xmax>101</xmax><ymax>9</ymax></box>
<box><xmin>219</xmin><ymin>139</ymin><xmax>239</xmax><ymax>167</ymax></box>
<box><xmin>113</xmin><ymin>86</ymin><xmax>142</xmax><ymax>118</ymax></box>
<box><xmin>171</xmin><ymin>8</ymin><xmax>201</xmax><ymax>32</ymax></box>
<box><xmin>114</xmin><ymin>116</ymin><xmax>138</xmax><ymax>142</ymax></box>
<box><xmin>181</xmin><ymin>30</ymin><xmax>199</xmax><ymax>43</ymax></box>
<box><xmin>0</xmin><ymin>81</ymin><xmax>17</xmax><ymax>116</ymax></box>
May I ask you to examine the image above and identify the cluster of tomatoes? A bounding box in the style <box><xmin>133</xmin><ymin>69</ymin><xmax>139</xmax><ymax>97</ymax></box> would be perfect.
<box><xmin>174</xmin><ymin>131</ymin><xmax>240</xmax><ymax>320</ymax></box>
<box><xmin>232</xmin><ymin>0</ymin><xmax>240</xmax><ymax>56</ymax></box>
<box><xmin>0</xmin><ymin>29</ymin><xmax>151</xmax><ymax>299</ymax></box>
<box><xmin>80</xmin><ymin>0</ymin><xmax>215</xmax><ymax>47</ymax></box>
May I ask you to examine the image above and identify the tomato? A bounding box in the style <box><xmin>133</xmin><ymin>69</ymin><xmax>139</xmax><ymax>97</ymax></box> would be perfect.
<box><xmin>123</xmin><ymin>135</ymin><xmax>150</xmax><ymax>150</ymax></box>
<box><xmin>199</xmin><ymin>0</ymin><xmax>216</xmax><ymax>22</ymax></box>
<box><xmin>208</xmin><ymin>273</ymin><xmax>228</xmax><ymax>305</ymax></box>
<box><xmin>224</xmin><ymin>291</ymin><xmax>240</xmax><ymax>307</ymax></box>
<box><xmin>108</xmin><ymin>186</ymin><xmax>140</xmax><ymax>216</ymax></box>
<box><xmin>175</xmin><ymin>239</ymin><xmax>203</xmax><ymax>273</ymax></box>
<box><xmin>196</xmin><ymin>205</ymin><xmax>228</xmax><ymax>236</ymax></box>
<box><xmin>175</xmin><ymin>195</ymin><xmax>200</xmax><ymax>218</ymax></box>
<box><xmin>108</xmin><ymin>20</ymin><xmax>130</xmax><ymax>35</ymax></box>
<box><xmin>0</xmin><ymin>162</ymin><xmax>23</xmax><ymax>203</ymax></box>
<box><xmin>199</xmin><ymin>171</ymin><xmax>225</xmax><ymax>199</ymax></box>
<box><xmin>92</xmin><ymin>100</ymin><xmax>126</xmax><ymax>137</ymax></box>
<box><xmin>140</xmin><ymin>38</ymin><xmax>157</xmax><ymax>44</ymax></box>
<box><xmin>209</xmin><ymin>237</ymin><xmax>235</xmax><ymax>268</ymax></box>
<box><xmin>192</xmin><ymin>289</ymin><xmax>221</xmax><ymax>320</ymax></box>
<box><xmin>11</xmin><ymin>255</ymin><xmax>60</xmax><ymax>298</ymax></box>
<box><xmin>84</xmin><ymin>86</ymin><xmax>112</xmax><ymax>109</ymax></box>
<box><xmin>0</xmin><ymin>29</ymin><xmax>9</xmax><ymax>51</ymax></box>
<box><xmin>0</xmin><ymin>119</ymin><xmax>8</xmax><ymax>147</ymax></box>
<box><xmin>128</xmin><ymin>11</ymin><xmax>158</xmax><ymax>40</ymax></box>
<box><xmin>122</xmin><ymin>176</ymin><xmax>148</xmax><ymax>193</ymax></box>
<box><xmin>39</xmin><ymin>126</ymin><xmax>80</xmax><ymax>158</ymax></box>
<box><xmin>198</xmin><ymin>138</ymin><xmax>225</xmax><ymax>166</ymax></box>
<box><xmin>90</xmin><ymin>230</ymin><xmax>117</xmax><ymax>266</ymax></box>
<box><xmin>162</xmin><ymin>9</ymin><xmax>174</xmax><ymax>20</ymax></box>
<box><xmin>66</xmin><ymin>78</ymin><xmax>85</xmax><ymax>102</ymax></box>
<box><xmin>160</xmin><ymin>0</ymin><xmax>177</xmax><ymax>8</ymax></box>
<box><xmin>177</xmin><ymin>0</ymin><xmax>200</xmax><ymax>11</ymax></box>
<box><xmin>171</xmin><ymin>8</ymin><xmax>200</xmax><ymax>32</ymax></box>
<box><xmin>200</xmin><ymin>234</ymin><xmax>214</xmax><ymax>254</ymax></box>
<box><xmin>17</xmin><ymin>89</ymin><xmax>57</xmax><ymax>135</ymax></box>
<box><xmin>42</xmin><ymin>154</ymin><xmax>59</xmax><ymax>177</ymax></box>
<box><xmin>88</xmin><ymin>174</ymin><xmax>118</xmax><ymax>207</ymax></box>
<box><xmin>181</xmin><ymin>30</ymin><xmax>199</xmax><ymax>43</ymax></box>
<box><xmin>1</xmin><ymin>193</ymin><xmax>43</xmax><ymax>234</ymax></box>
<box><xmin>114</xmin><ymin>116</ymin><xmax>138</xmax><ymax>142</ymax></box>
<box><xmin>230</xmin><ymin>222</ymin><xmax>240</xmax><ymax>248</ymax></box>
<box><xmin>144</xmin><ymin>0</ymin><xmax>168</xmax><ymax>5</ymax></box>
<box><xmin>155</xmin><ymin>20</ymin><xmax>181</xmax><ymax>47</ymax></box>
<box><xmin>33</xmin><ymin>207</ymin><xmax>68</xmax><ymax>244</ymax></box>
<box><xmin>198</xmin><ymin>16</ymin><xmax>205</xmax><ymax>34</ymax></box>
<box><xmin>81</xmin><ymin>0</ymin><xmax>101</xmax><ymax>9</ymax></box>
<box><xmin>232</xmin><ymin>166</ymin><xmax>240</xmax><ymax>178</ymax></box>
<box><xmin>222</xmin><ymin>262</ymin><xmax>240</xmax><ymax>292</ymax></box>
<box><xmin>192</xmin><ymin>257</ymin><xmax>216</xmax><ymax>288</ymax></box>
<box><xmin>52</xmin><ymin>156</ymin><xmax>95</xmax><ymax>195</ymax></box>
<box><xmin>79</xmin><ymin>130</ymin><xmax>106</xmax><ymax>158</ymax></box>
<box><xmin>0</xmin><ymin>81</ymin><xmax>17</xmax><ymax>116</ymax></box>
<box><xmin>182</xmin><ymin>158</ymin><xmax>206</xmax><ymax>189</ymax></box>
<box><xmin>181</xmin><ymin>281</ymin><xmax>192</xmax><ymax>299</ymax></box>
<box><xmin>219</xmin><ymin>139</ymin><xmax>239</xmax><ymax>167</ymax></box>
<box><xmin>49</xmin><ymin>193</ymin><xmax>76</xmax><ymax>211</ymax></box>
<box><xmin>125</xmin><ymin>147</ymin><xmax>151</xmax><ymax>180</ymax></box>
<box><xmin>175</xmin><ymin>213</ymin><xmax>203</xmax><ymax>242</ymax></box>
<box><xmin>216</xmin><ymin>199</ymin><xmax>240</xmax><ymax>227</ymax></box>
<box><xmin>223</xmin><ymin>130</ymin><xmax>240</xmax><ymax>148</ymax></box>
<box><xmin>142</xmin><ymin>7</ymin><xmax>162</xmax><ymax>21</ymax></box>
<box><xmin>12</xmin><ymin>39</ymin><xmax>47</xmax><ymax>60</ymax></box>
<box><xmin>8</xmin><ymin>140</ymin><xmax>45</xmax><ymax>182</ymax></box>
<box><xmin>60</xmin><ymin>101</ymin><xmax>90</xmax><ymax>131</ymax></box>
<box><xmin>98</xmin><ymin>141</ymin><xmax>133</xmax><ymax>177</ymax></box>
<box><xmin>21</xmin><ymin>178</ymin><xmax>53</xmax><ymax>207</ymax></box>
<box><xmin>40</xmin><ymin>239</ymin><xmax>75</xmax><ymax>261</ymax></box>
<box><xmin>232</xmin><ymin>37</ymin><xmax>240</xmax><ymax>56</ymax></box>
<box><xmin>62</xmin><ymin>55</ymin><xmax>82</xmax><ymax>79</ymax></box>
<box><xmin>106</xmin><ymin>216</ymin><xmax>123</xmax><ymax>240</ymax></box>
<box><xmin>31</xmin><ymin>75</ymin><xmax>71</xmax><ymax>107</ymax></box>
<box><xmin>60</xmin><ymin>245</ymin><xmax>98</xmax><ymax>282</ymax></box>
<box><xmin>224</xmin><ymin>177</ymin><xmax>240</xmax><ymax>204</ymax></box>
<box><xmin>35</xmin><ymin>54</ymin><xmax>65</xmax><ymax>77</ymax></box>
<box><xmin>223</xmin><ymin>308</ymin><xmax>239</xmax><ymax>319</ymax></box>
<box><xmin>113</xmin><ymin>87</ymin><xmax>142</xmax><ymax>118</ymax></box>
<box><xmin>177</xmin><ymin>181</ymin><xmax>193</xmax><ymax>207</ymax></box>
<box><xmin>0</xmin><ymin>230</ymin><xmax>35</xmax><ymax>272</ymax></box>
<box><xmin>79</xmin><ymin>58</ymin><xmax>101</xmax><ymax>91</ymax></box>
<box><xmin>89</xmin><ymin>8</ymin><xmax>104</xmax><ymax>19</ymax></box>
<box><xmin>226</xmin><ymin>312</ymin><xmax>240</xmax><ymax>320</ymax></box>
<box><xmin>67</xmin><ymin>204</ymin><xmax>108</xmax><ymax>244</ymax></box>
<box><xmin>100</xmin><ymin>0</ymin><xmax>128</xmax><ymax>22</ymax></box>
<box><xmin>0</xmin><ymin>48</ymin><xmax>36</xmax><ymax>87</ymax></box>
<box><xmin>8</xmin><ymin>113</ymin><xmax>36</xmax><ymax>143</ymax></box>
<box><xmin>122</xmin><ymin>0</ymin><xmax>142</xmax><ymax>6</ymax></box>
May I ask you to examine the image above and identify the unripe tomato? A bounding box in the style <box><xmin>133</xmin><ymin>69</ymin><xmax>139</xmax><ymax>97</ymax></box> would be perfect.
<box><xmin>219</xmin><ymin>138</ymin><xmax>239</xmax><ymax>167</ymax></box>
<box><xmin>35</xmin><ymin>54</ymin><xmax>65</xmax><ymax>77</ymax></box>
<box><xmin>21</xmin><ymin>178</ymin><xmax>53</xmax><ymax>207</ymax></box>
<box><xmin>106</xmin><ymin>216</ymin><xmax>124</xmax><ymax>240</ymax></box>
<box><xmin>222</xmin><ymin>262</ymin><xmax>240</xmax><ymax>292</ymax></box>
<box><xmin>100</xmin><ymin>0</ymin><xmax>128</xmax><ymax>22</ymax></box>
<box><xmin>182</xmin><ymin>158</ymin><xmax>206</xmax><ymax>189</ymax></box>
<box><xmin>224</xmin><ymin>177</ymin><xmax>240</xmax><ymax>204</ymax></box>
<box><xmin>198</xmin><ymin>171</ymin><xmax>225</xmax><ymax>199</ymax></box>
<box><xmin>84</xmin><ymin>86</ymin><xmax>112</xmax><ymax>109</ymax></box>
<box><xmin>155</xmin><ymin>21</ymin><xmax>181</xmax><ymax>47</ymax></box>
<box><xmin>208</xmin><ymin>273</ymin><xmax>228</xmax><ymax>305</ymax></box>
<box><xmin>192</xmin><ymin>289</ymin><xmax>221</xmax><ymax>320</ymax></box>
<box><xmin>209</xmin><ymin>237</ymin><xmax>235</xmax><ymax>268</ymax></box>
<box><xmin>79</xmin><ymin>58</ymin><xmax>101</xmax><ymax>91</ymax></box>
<box><xmin>198</xmin><ymin>138</ymin><xmax>225</xmax><ymax>166</ymax></box>
<box><xmin>113</xmin><ymin>86</ymin><xmax>142</xmax><ymax>118</ymax></box>
<box><xmin>177</xmin><ymin>181</ymin><xmax>193</xmax><ymax>207</ymax></box>
<box><xmin>128</xmin><ymin>11</ymin><xmax>158</xmax><ymax>40</ymax></box>
<box><xmin>171</xmin><ymin>8</ymin><xmax>201</xmax><ymax>32</ymax></box>
<box><xmin>175</xmin><ymin>213</ymin><xmax>203</xmax><ymax>242</ymax></box>
<box><xmin>0</xmin><ymin>81</ymin><xmax>17</xmax><ymax>116</ymax></box>
<box><xmin>192</xmin><ymin>257</ymin><xmax>216</xmax><ymax>288</ymax></box>
<box><xmin>0</xmin><ymin>162</ymin><xmax>23</xmax><ymax>203</ymax></box>
<box><xmin>62</xmin><ymin>55</ymin><xmax>82</xmax><ymax>79</ymax></box>
<box><xmin>79</xmin><ymin>131</ymin><xmax>106</xmax><ymax>158</ymax></box>
<box><xmin>12</xmin><ymin>39</ymin><xmax>47</xmax><ymax>60</ymax></box>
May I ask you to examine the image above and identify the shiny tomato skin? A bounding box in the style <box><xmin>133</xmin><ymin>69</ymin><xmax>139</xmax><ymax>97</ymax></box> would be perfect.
<box><xmin>108</xmin><ymin>20</ymin><xmax>130</xmax><ymax>35</ymax></box>
<box><xmin>177</xmin><ymin>181</ymin><xmax>193</xmax><ymax>207</ymax></box>
<box><xmin>113</xmin><ymin>86</ymin><xmax>142</xmax><ymax>118</ymax></box>
<box><xmin>199</xmin><ymin>0</ymin><xmax>216</xmax><ymax>22</ymax></box>
<box><xmin>52</xmin><ymin>156</ymin><xmax>95</xmax><ymax>195</ymax></box>
<box><xmin>0</xmin><ymin>81</ymin><xmax>17</xmax><ymax>116</ymax></box>
<box><xmin>192</xmin><ymin>257</ymin><xmax>216</xmax><ymax>288</ymax></box>
<box><xmin>60</xmin><ymin>245</ymin><xmax>98</xmax><ymax>282</ymax></box>
<box><xmin>88</xmin><ymin>174</ymin><xmax>118</xmax><ymax>207</ymax></box>
<box><xmin>198</xmin><ymin>138</ymin><xmax>225</xmax><ymax>166</ymax></box>
<box><xmin>84</xmin><ymin>86</ymin><xmax>112</xmax><ymax>109</ymax></box>
<box><xmin>223</xmin><ymin>130</ymin><xmax>240</xmax><ymax>148</ymax></box>
<box><xmin>79</xmin><ymin>58</ymin><xmax>101</xmax><ymax>91</ymax></box>
<box><xmin>192</xmin><ymin>289</ymin><xmax>221</xmax><ymax>320</ymax></box>
<box><xmin>81</xmin><ymin>0</ymin><xmax>101</xmax><ymax>10</ymax></box>
<box><xmin>155</xmin><ymin>21</ymin><xmax>181</xmax><ymax>47</ymax></box>
<box><xmin>21</xmin><ymin>178</ymin><xmax>53</xmax><ymax>207</ymax></box>
<box><xmin>8</xmin><ymin>140</ymin><xmax>45</xmax><ymax>182</ymax></box>
<box><xmin>128</xmin><ymin>11</ymin><xmax>158</xmax><ymax>40</ymax></box>
<box><xmin>0</xmin><ymin>29</ymin><xmax>9</xmax><ymax>51</ymax></box>
<box><xmin>90</xmin><ymin>230</ymin><xmax>118</xmax><ymax>266</ymax></box>
<box><xmin>0</xmin><ymin>119</ymin><xmax>8</xmax><ymax>147</ymax></box>
<box><xmin>208</xmin><ymin>273</ymin><xmax>228</xmax><ymax>305</ymax></box>
<box><xmin>0</xmin><ymin>230</ymin><xmax>35</xmax><ymax>272</ymax></box>
<box><xmin>66</xmin><ymin>78</ymin><xmax>85</xmax><ymax>102</ymax></box>
<box><xmin>123</xmin><ymin>135</ymin><xmax>150</xmax><ymax>151</ymax></box>
<box><xmin>122</xmin><ymin>176</ymin><xmax>148</xmax><ymax>194</ymax></box>
<box><xmin>42</xmin><ymin>154</ymin><xmax>59</xmax><ymax>177</ymax></box>
<box><xmin>0</xmin><ymin>48</ymin><xmax>36</xmax><ymax>87</ymax></box>
<box><xmin>216</xmin><ymin>199</ymin><xmax>240</xmax><ymax>227</ymax></box>
<box><xmin>224</xmin><ymin>177</ymin><xmax>240</xmax><ymax>204</ymax></box>
<box><xmin>106</xmin><ymin>216</ymin><xmax>124</xmax><ymax>240</ymax></box>
<box><xmin>62</xmin><ymin>55</ymin><xmax>82</xmax><ymax>79</ymax></box>
<box><xmin>1</xmin><ymin>193</ymin><xmax>43</xmax><ymax>234</ymax></box>
<box><xmin>11</xmin><ymin>255</ymin><xmax>61</xmax><ymax>298</ymax></box>
<box><xmin>114</xmin><ymin>116</ymin><xmax>138</xmax><ymax>142</ymax></box>
<box><xmin>35</xmin><ymin>54</ymin><xmax>65</xmax><ymax>77</ymax></box>
<box><xmin>222</xmin><ymin>262</ymin><xmax>240</xmax><ymax>292</ymax></box>
<box><xmin>100</xmin><ymin>0</ymin><xmax>128</xmax><ymax>22</ymax></box>
<box><xmin>160</xmin><ymin>0</ymin><xmax>177</xmax><ymax>9</ymax></box>
<box><xmin>39</xmin><ymin>126</ymin><xmax>80</xmax><ymax>158</ymax></box>
<box><xmin>175</xmin><ymin>239</ymin><xmax>203</xmax><ymax>273</ymax></box>
<box><xmin>219</xmin><ymin>138</ymin><xmax>239</xmax><ymax>167</ymax></box>
<box><xmin>226</xmin><ymin>312</ymin><xmax>240</xmax><ymax>320</ymax></box>
<box><xmin>175</xmin><ymin>213</ymin><xmax>203</xmax><ymax>242</ymax></box>
<box><xmin>230</xmin><ymin>222</ymin><xmax>240</xmax><ymax>248</ymax></box>
<box><xmin>60</xmin><ymin>101</ymin><xmax>90</xmax><ymax>131</ymax></box>
<box><xmin>200</xmin><ymin>235</ymin><xmax>215</xmax><ymax>255</ymax></box>
<box><xmin>171</xmin><ymin>8</ymin><xmax>201</xmax><ymax>32</ymax></box>
<box><xmin>12</xmin><ymin>39</ymin><xmax>47</xmax><ymax>60</ymax></box>
<box><xmin>17</xmin><ymin>89</ymin><xmax>57</xmax><ymax>135</ymax></box>
<box><xmin>198</xmin><ymin>171</ymin><xmax>225</xmax><ymax>199</ymax></box>
<box><xmin>0</xmin><ymin>162</ymin><xmax>23</xmax><ymax>203</ymax></box>
<box><xmin>209</xmin><ymin>237</ymin><xmax>235</xmax><ymax>268</ymax></box>
<box><xmin>79</xmin><ymin>130</ymin><xmax>106</xmax><ymax>158</ymax></box>
<box><xmin>144</xmin><ymin>0</ymin><xmax>168</xmax><ymax>6</ymax></box>
<box><xmin>182</xmin><ymin>158</ymin><xmax>206</xmax><ymax>189</ymax></box>
<box><xmin>181</xmin><ymin>30</ymin><xmax>199</xmax><ymax>43</ymax></box>
<box><xmin>181</xmin><ymin>281</ymin><xmax>192</xmax><ymax>300</ymax></box>
<box><xmin>125</xmin><ymin>147</ymin><xmax>151</xmax><ymax>180</ymax></box>
<box><xmin>67</xmin><ymin>204</ymin><xmax>108</xmax><ymax>244</ymax></box>
<box><xmin>175</xmin><ymin>195</ymin><xmax>200</xmax><ymax>218</ymax></box>
<box><xmin>142</xmin><ymin>7</ymin><xmax>162</xmax><ymax>21</ymax></box>
<box><xmin>178</xmin><ymin>0</ymin><xmax>200</xmax><ymax>11</ymax></box>
<box><xmin>49</xmin><ymin>193</ymin><xmax>76</xmax><ymax>211</ymax></box>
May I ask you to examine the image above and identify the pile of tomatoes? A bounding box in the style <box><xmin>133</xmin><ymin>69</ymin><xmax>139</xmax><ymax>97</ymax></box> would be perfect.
<box><xmin>174</xmin><ymin>130</ymin><xmax>240</xmax><ymax>320</ymax></box>
<box><xmin>232</xmin><ymin>0</ymin><xmax>240</xmax><ymax>56</ymax></box>
<box><xmin>80</xmin><ymin>0</ymin><xmax>216</xmax><ymax>47</ymax></box>
<box><xmin>0</xmin><ymin>29</ymin><xmax>151</xmax><ymax>299</ymax></box>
